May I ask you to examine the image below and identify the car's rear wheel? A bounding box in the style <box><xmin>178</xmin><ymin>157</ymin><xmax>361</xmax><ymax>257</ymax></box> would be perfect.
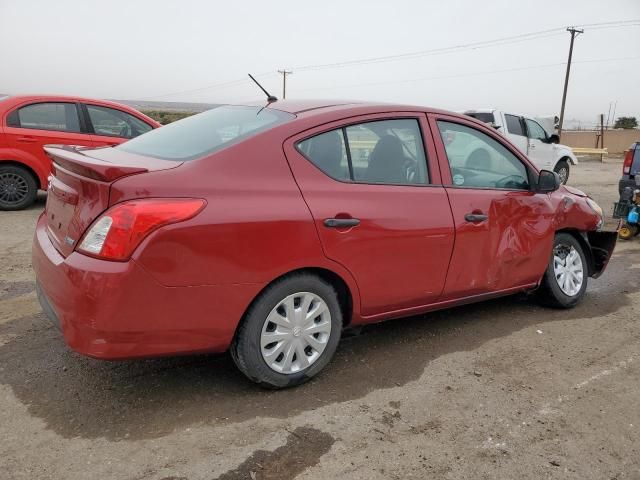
<box><xmin>554</xmin><ymin>159</ymin><xmax>570</xmax><ymax>185</ymax></box>
<box><xmin>0</xmin><ymin>165</ymin><xmax>37</xmax><ymax>211</ymax></box>
<box><xmin>536</xmin><ymin>233</ymin><xmax>588</xmax><ymax>308</ymax></box>
<box><xmin>231</xmin><ymin>273</ymin><xmax>342</xmax><ymax>389</ymax></box>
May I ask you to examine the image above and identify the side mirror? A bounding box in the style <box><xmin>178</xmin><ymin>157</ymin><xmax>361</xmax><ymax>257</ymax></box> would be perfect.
<box><xmin>537</xmin><ymin>170</ymin><xmax>561</xmax><ymax>193</ymax></box>
<box><xmin>548</xmin><ymin>134</ymin><xmax>560</xmax><ymax>144</ymax></box>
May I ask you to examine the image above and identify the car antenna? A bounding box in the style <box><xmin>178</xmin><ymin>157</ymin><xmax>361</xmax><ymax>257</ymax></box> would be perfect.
<box><xmin>248</xmin><ymin>74</ymin><xmax>277</xmax><ymax>103</ymax></box>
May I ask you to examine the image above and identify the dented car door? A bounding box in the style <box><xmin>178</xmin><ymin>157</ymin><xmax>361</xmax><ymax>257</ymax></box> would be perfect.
<box><xmin>429</xmin><ymin>113</ymin><xmax>556</xmax><ymax>299</ymax></box>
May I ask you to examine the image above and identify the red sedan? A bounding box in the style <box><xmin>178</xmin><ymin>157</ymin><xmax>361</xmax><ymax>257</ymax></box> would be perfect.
<box><xmin>32</xmin><ymin>100</ymin><xmax>616</xmax><ymax>388</ymax></box>
<box><xmin>0</xmin><ymin>95</ymin><xmax>160</xmax><ymax>210</ymax></box>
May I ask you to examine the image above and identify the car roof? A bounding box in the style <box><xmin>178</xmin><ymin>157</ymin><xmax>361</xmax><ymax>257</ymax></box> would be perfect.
<box><xmin>242</xmin><ymin>98</ymin><xmax>457</xmax><ymax>118</ymax></box>
<box><xmin>1</xmin><ymin>94</ymin><xmax>146</xmax><ymax>111</ymax></box>
<box><xmin>0</xmin><ymin>94</ymin><xmax>160</xmax><ymax>126</ymax></box>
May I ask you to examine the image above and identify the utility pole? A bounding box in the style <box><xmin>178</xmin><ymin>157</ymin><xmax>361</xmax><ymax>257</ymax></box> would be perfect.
<box><xmin>278</xmin><ymin>70</ymin><xmax>293</xmax><ymax>99</ymax></box>
<box><xmin>558</xmin><ymin>27</ymin><xmax>583</xmax><ymax>139</ymax></box>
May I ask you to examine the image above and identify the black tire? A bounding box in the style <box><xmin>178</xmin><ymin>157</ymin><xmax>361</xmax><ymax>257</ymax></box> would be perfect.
<box><xmin>230</xmin><ymin>273</ymin><xmax>343</xmax><ymax>389</ymax></box>
<box><xmin>536</xmin><ymin>233</ymin><xmax>588</xmax><ymax>308</ymax></box>
<box><xmin>0</xmin><ymin>165</ymin><xmax>38</xmax><ymax>211</ymax></box>
<box><xmin>554</xmin><ymin>159</ymin><xmax>570</xmax><ymax>185</ymax></box>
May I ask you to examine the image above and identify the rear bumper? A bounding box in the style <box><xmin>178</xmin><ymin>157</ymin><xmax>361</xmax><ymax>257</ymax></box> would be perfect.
<box><xmin>32</xmin><ymin>214</ymin><xmax>264</xmax><ymax>360</ymax></box>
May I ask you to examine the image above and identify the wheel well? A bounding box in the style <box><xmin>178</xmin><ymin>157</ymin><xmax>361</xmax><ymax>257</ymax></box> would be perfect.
<box><xmin>236</xmin><ymin>267</ymin><xmax>354</xmax><ymax>338</ymax></box>
<box><xmin>557</xmin><ymin>156</ymin><xmax>572</xmax><ymax>167</ymax></box>
<box><xmin>555</xmin><ymin>229</ymin><xmax>594</xmax><ymax>276</ymax></box>
<box><xmin>0</xmin><ymin>160</ymin><xmax>41</xmax><ymax>189</ymax></box>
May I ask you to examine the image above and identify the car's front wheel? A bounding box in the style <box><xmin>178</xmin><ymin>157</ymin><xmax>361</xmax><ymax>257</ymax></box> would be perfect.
<box><xmin>231</xmin><ymin>273</ymin><xmax>343</xmax><ymax>388</ymax></box>
<box><xmin>554</xmin><ymin>159</ymin><xmax>570</xmax><ymax>185</ymax></box>
<box><xmin>536</xmin><ymin>233</ymin><xmax>588</xmax><ymax>308</ymax></box>
<box><xmin>0</xmin><ymin>165</ymin><xmax>38</xmax><ymax>211</ymax></box>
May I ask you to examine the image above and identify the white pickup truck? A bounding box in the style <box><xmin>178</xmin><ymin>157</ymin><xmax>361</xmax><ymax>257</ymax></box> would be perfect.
<box><xmin>464</xmin><ymin>109</ymin><xmax>577</xmax><ymax>184</ymax></box>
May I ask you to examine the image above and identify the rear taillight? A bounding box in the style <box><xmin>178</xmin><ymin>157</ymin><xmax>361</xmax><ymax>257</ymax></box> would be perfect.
<box><xmin>77</xmin><ymin>198</ymin><xmax>206</xmax><ymax>261</ymax></box>
<box><xmin>623</xmin><ymin>146</ymin><xmax>635</xmax><ymax>174</ymax></box>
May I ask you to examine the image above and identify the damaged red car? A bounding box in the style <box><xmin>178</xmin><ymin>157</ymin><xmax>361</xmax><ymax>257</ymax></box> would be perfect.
<box><xmin>32</xmin><ymin>100</ymin><xmax>617</xmax><ymax>388</ymax></box>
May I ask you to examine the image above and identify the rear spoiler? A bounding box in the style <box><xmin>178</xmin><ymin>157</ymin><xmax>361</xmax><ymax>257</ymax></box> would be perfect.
<box><xmin>44</xmin><ymin>145</ymin><xmax>148</xmax><ymax>182</ymax></box>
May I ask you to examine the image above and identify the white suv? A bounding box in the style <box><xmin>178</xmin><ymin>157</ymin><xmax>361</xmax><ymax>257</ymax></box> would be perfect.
<box><xmin>465</xmin><ymin>109</ymin><xmax>577</xmax><ymax>184</ymax></box>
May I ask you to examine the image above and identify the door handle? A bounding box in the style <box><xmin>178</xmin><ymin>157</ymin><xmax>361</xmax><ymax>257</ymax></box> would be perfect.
<box><xmin>16</xmin><ymin>136</ymin><xmax>37</xmax><ymax>143</ymax></box>
<box><xmin>464</xmin><ymin>213</ymin><xmax>488</xmax><ymax>223</ymax></box>
<box><xmin>324</xmin><ymin>218</ymin><xmax>360</xmax><ymax>228</ymax></box>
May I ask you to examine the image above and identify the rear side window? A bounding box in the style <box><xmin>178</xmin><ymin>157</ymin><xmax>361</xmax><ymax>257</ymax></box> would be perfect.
<box><xmin>465</xmin><ymin>112</ymin><xmax>495</xmax><ymax>124</ymax></box>
<box><xmin>117</xmin><ymin>105</ymin><xmax>294</xmax><ymax>161</ymax></box>
<box><xmin>297</xmin><ymin>119</ymin><xmax>428</xmax><ymax>185</ymax></box>
<box><xmin>505</xmin><ymin>114</ymin><xmax>525</xmax><ymax>136</ymax></box>
<box><xmin>86</xmin><ymin>105</ymin><xmax>152</xmax><ymax>139</ymax></box>
<box><xmin>8</xmin><ymin>102</ymin><xmax>81</xmax><ymax>132</ymax></box>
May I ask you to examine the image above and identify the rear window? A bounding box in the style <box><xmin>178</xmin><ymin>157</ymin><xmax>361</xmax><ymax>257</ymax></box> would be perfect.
<box><xmin>465</xmin><ymin>112</ymin><xmax>495</xmax><ymax>124</ymax></box>
<box><xmin>117</xmin><ymin>105</ymin><xmax>294</xmax><ymax>161</ymax></box>
<box><xmin>505</xmin><ymin>114</ymin><xmax>525</xmax><ymax>136</ymax></box>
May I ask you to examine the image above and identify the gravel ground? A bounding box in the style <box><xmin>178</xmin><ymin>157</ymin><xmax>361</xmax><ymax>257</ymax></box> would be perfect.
<box><xmin>0</xmin><ymin>158</ymin><xmax>638</xmax><ymax>480</ymax></box>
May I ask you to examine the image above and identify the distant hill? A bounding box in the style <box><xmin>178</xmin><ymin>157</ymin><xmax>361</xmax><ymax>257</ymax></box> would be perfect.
<box><xmin>114</xmin><ymin>99</ymin><xmax>220</xmax><ymax>113</ymax></box>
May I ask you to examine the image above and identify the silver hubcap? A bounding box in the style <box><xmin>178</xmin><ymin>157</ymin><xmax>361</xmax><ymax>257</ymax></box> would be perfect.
<box><xmin>260</xmin><ymin>292</ymin><xmax>332</xmax><ymax>374</ymax></box>
<box><xmin>553</xmin><ymin>244</ymin><xmax>583</xmax><ymax>296</ymax></box>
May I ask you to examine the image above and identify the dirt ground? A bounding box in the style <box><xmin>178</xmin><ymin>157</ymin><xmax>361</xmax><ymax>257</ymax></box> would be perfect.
<box><xmin>1</xmin><ymin>158</ymin><xmax>638</xmax><ymax>480</ymax></box>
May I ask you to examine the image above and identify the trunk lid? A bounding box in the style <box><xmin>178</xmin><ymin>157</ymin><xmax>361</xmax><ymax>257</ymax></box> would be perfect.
<box><xmin>43</xmin><ymin>145</ymin><xmax>181</xmax><ymax>257</ymax></box>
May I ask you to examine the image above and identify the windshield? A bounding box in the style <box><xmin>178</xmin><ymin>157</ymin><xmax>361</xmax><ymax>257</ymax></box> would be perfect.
<box><xmin>117</xmin><ymin>105</ymin><xmax>294</xmax><ymax>161</ymax></box>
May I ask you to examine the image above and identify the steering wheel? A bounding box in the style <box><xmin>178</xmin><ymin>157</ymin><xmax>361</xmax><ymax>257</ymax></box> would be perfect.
<box><xmin>495</xmin><ymin>175</ymin><xmax>527</xmax><ymax>189</ymax></box>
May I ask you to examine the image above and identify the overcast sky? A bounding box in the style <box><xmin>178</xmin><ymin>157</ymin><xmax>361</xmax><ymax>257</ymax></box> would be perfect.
<box><xmin>1</xmin><ymin>0</ymin><xmax>638</xmax><ymax>126</ymax></box>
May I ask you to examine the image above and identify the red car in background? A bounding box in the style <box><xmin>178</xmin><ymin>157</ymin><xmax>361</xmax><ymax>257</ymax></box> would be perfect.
<box><xmin>0</xmin><ymin>95</ymin><xmax>160</xmax><ymax>210</ymax></box>
<box><xmin>32</xmin><ymin>100</ymin><xmax>617</xmax><ymax>389</ymax></box>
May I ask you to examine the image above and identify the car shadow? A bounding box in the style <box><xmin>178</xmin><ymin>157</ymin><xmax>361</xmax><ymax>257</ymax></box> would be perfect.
<box><xmin>0</xmin><ymin>252</ymin><xmax>636</xmax><ymax>441</ymax></box>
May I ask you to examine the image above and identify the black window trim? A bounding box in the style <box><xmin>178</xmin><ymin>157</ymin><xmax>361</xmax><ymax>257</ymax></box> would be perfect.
<box><xmin>435</xmin><ymin>118</ymin><xmax>536</xmax><ymax>193</ymax></box>
<box><xmin>294</xmin><ymin>116</ymin><xmax>433</xmax><ymax>188</ymax></box>
<box><xmin>5</xmin><ymin>101</ymin><xmax>86</xmax><ymax>134</ymax></box>
<box><xmin>82</xmin><ymin>103</ymin><xmax>154</xmax><ymax>139</ymax></box>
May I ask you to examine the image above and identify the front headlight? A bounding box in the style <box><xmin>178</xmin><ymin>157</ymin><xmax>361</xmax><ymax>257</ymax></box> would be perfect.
<box><xmin>586</xmin><ymin>197</ymin><xmax>603</xmax><ymax>217</ymax></box>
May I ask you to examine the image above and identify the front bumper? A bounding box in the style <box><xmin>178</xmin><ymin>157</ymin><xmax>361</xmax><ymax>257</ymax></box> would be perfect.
<box><xmin>587</xmin><ymin>229</ymin><xmax>618</xmax><ymax>279</ymax></box>
<box><xmin>32</xmin><ymin>214</ymin><xmax>263</xmax><ymax>360</ymax></box>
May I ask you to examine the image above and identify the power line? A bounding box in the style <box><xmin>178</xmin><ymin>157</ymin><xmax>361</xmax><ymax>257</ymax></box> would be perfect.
<box><xmin>292</xmin><ymin>19</ymin><xmax>639</xmax><ymax>72</ymax></box>
<box><xmin>138</xmin><ymin>19</ymin><xmax>639</xmax><ymax>100</ymax></box>
<box><xmin>137</xmin><ymin>71</ymin><xmax>277</xmax><ymax>100</ymax></box>
<box><xmin>292</xmin><ymin>56</ymin><xmax>640</xmax><ymax>93</ymax></box>
<box><xmin>292</xmin><ymin>30</ymin><xmax>567</xmax><ymax>72</ymax></box>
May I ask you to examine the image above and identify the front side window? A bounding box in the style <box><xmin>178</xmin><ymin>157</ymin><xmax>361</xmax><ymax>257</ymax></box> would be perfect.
<box><xmin>117</xmin><ymin>105</ymin><xmax>294</xmax><ymax>161</ymax></box>
<box><xmin>437</xmin><ymin>121</ymin><xmax>529</xmax><ymax>190</ymax></box>
<box><xmin>86</xmin><ymin>105</ymin><xmax>152</xmax><ymax>139</ymax></box>
<box><xmin>9</xmin><ymin>102</ymin><xmax>80</xmax><ymax>132</ymax></box>
<box><xmin>297</xmin><ymin>119</ymin><xmax>428</xmax><ymax>185</ymax></box>
<box><xmin>525</xmin><ymin>119</ymin><xmax>548</xmax><ymax>141</ymax></box>
<box><xmin>505</xmin><ymin>114</ymin><xmax>525</xmax><ymax>136</ymax></box>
